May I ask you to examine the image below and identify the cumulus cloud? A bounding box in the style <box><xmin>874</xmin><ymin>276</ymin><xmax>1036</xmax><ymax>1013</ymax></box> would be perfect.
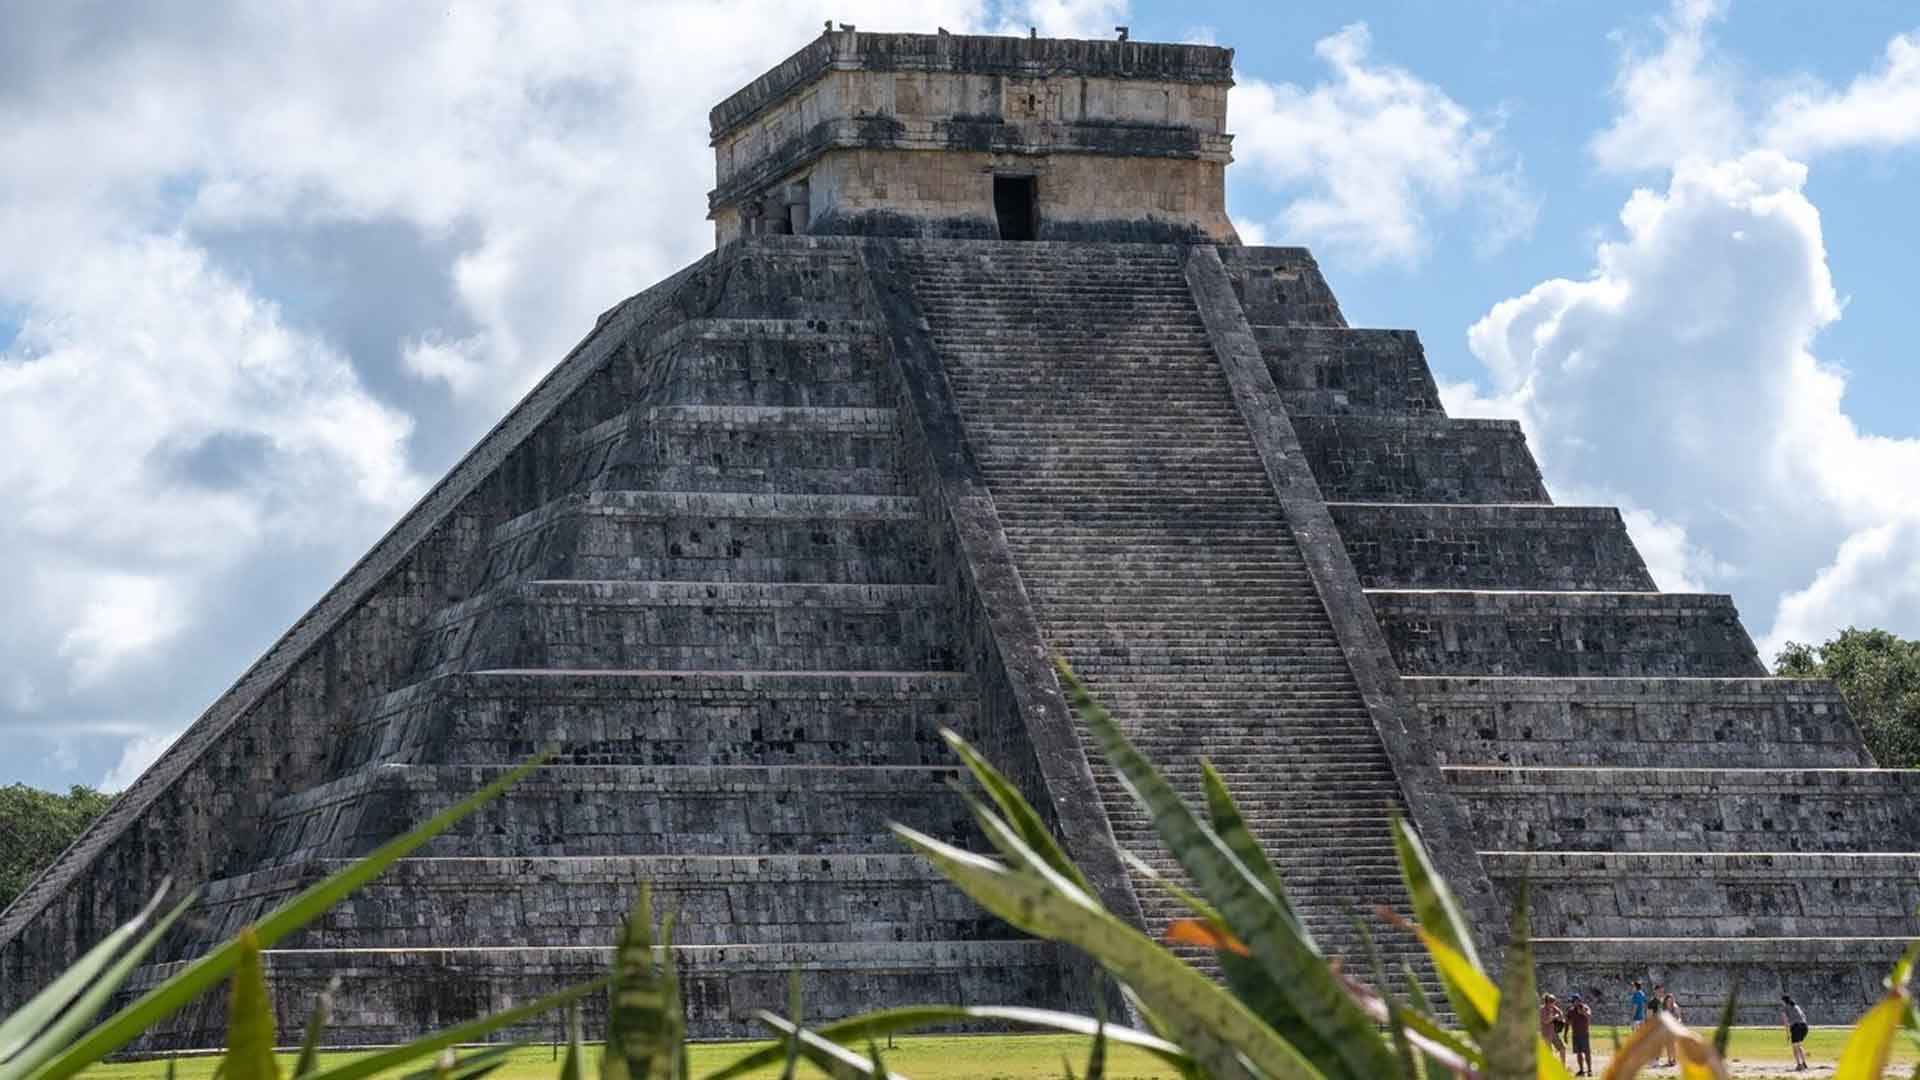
<box><xmin>1588</xmin><ymin>0</ymin><xmax>1746</xmax><ymax>173</ymax></box>
<box><xmin>1765</xmin><ymin>32</ymin><xmax>1920</xmax><ymax>156</ymax></box>
<box><xmin>1458</xmin><ymin>150</ymin><xmax>1920</xmax><ymax>658</ymax></box>
<box><xmin>994</xmin><ymin>0</ymin><xmax>1128</xmax><ymax>39</ymax></box>
<box><xmin>101</xmin><ymin>729</ymin><xmax>184</xmax><ymax>793</ymax></box>
<box><xmin>1231</xmin><ymin>23</ymin><xmax>1535</xmax><ymax>266</ymax></box>
<box><xmin>1</xmin><ymin>0</ymin><xmax>1002</xmax><ymax>789</ymax></box>
<box><xmin>1446</xmin><ymin>1</ymin><xmax>1920</xmax><ymax>658</ymax></box>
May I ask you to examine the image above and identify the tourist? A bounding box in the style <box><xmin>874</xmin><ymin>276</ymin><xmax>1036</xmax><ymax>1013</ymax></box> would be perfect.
<box><xmin>1540</xmin><ymin>993</ymin><xmax>1567</xmax><ymax>1066</ymax></box>
<box><xmin>1629</xmin><ymin>979</ymin><xmax>1647</xmax><ymax>1028</ymax></box>
<box><xmin>1567</xmin><ymin>993</ymin><xmax>1594</xmax><ymax>1076</ymax></box>
<box><xmin>1782</xmin><ymin>994</ymin><xmax>1810</xmax><ymax>1071</ymax></box>
<box><xmin>1661</xmin><ymin>990</ymin><xmax>1682</xmax><ymax>1067</ymax></box>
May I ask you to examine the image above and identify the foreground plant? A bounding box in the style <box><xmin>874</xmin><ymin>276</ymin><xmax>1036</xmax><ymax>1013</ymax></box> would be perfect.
<box><xmin>773</xmin><ymin>659</ymin><xmax>1920</xmax><ymax>1080</ymax></box>
<box><xmin>13</xmin><ymin>670</ymin><xmax>1920</xmax><ymax>1080</ymax></box>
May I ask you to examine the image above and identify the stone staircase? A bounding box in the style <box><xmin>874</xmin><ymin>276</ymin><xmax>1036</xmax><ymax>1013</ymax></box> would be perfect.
<box><xmin>124</xmin><ymin>245</ymin><xmax>1063</xmax><ymax>1047</ymax></box>
<box><xmin>901</xmin><ymin>241</ymin><xmax>1429</xmax><ymax>976</ymax></box>
<box><xmin>1227</xmin><ymin>248</ymin><xmax>1920</xmax><ymax>1022</ymax></box>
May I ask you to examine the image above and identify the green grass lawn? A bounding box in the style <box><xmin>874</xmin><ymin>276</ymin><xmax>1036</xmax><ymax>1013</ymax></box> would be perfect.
<box><xmin>78</xmin><ymin>1027</ymin><xmax>1919</xmax><ymax>1080</ymax></box>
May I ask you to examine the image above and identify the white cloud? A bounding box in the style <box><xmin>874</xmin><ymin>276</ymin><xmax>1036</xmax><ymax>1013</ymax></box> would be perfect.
<box><xmin>993</xmin><ymin>0</ymin><xmax>1127</xmax><ymax>39</ymax></box>
<box><xmin>1231</xmin><ymin>23</ymin><xmax>1534</xmax><ymax>266</ymax></box>
<box><xmin>1765</xmin><ymin>32</ymin><xmax>1920</xmax><ymax>156</ymax></box>
<box><xmin>1589</xmin><ymin>0</ymin><xmax>1747</xmax><ymax>173</ymax></box>
<box><xmin>0</xmin><ymin>1</ymin><xmax>1002</xmax><ymax>788</ymax></box>
<box><xmin>100</xmin><ymin>729</ymin><xmax>183</xmax><ymax>793</ymax></box>
<box><xmin>1457</xmin><ymin>150</ymin><xmax>1920</xmax><ymax>657</ymax></box>
<box><xmin>1768</xmin><ymin>522</ymin><xmax>1920</xmax><ymax>656</ymax></box>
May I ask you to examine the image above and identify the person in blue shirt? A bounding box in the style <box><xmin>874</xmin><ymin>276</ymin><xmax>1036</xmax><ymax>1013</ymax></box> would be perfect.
<box><xmin>1630</xmin><ymin>980</ymin><xmax>1648</xmax><ymax>1026</ymax></box>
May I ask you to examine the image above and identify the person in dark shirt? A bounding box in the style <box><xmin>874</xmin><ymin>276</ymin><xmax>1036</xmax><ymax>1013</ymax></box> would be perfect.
<box><xmin>1782</xmin><ymin>994</ymin><xmax>1810</xmax><ymax>1072</ymax></box>
<box><xmin>1567</xmin><ymin>993</ymin><xmax>1594</xmax><ymax>1076</ymax></box>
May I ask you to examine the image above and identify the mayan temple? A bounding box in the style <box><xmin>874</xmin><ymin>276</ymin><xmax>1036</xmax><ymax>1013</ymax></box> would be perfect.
<box><xmin>4</xmin><ymin>26</ymin><xmax>1918</xmax><ymax>1047</ymax></box>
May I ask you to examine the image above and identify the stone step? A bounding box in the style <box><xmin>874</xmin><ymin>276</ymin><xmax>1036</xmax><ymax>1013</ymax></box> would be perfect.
<box><xmin>478</xmin><ymin>490</ymin><xmax>933</xmax><ymax>588</ymax></box>
<box><xmin>331</xmin><ymin>669</ymin><xmax>978</xmax><ymax>771</ymax></box>
<box><xmin>124</xmin><ymin>938</ymin><xmax>1068</xmax><ymax>1047</ymax></box>
<box><xmin>568</xmin><ymin>405</ymin><xmax>909</xmax><ymax>496</ymax></box>
<box><xmin>1406</xmin><ymin>675</ymin><xmax>1870</xmax><ymax>768</ymax></box>
<box><xmin>413</xmin><ymin>580</ymin><xmax>953</xmax><ymax>676</ymax></box>
<box><xmin>1252</xmin><ymin>326</ymin><xmax>1446</xmax><ymax>419</ymax></box>
<box><xmin>184</xmin><ymin>854</ymin><xmax>1005</xmax><ymax>953</ymax></box>
<box><xmin>1531</xmin><ymin>936</ymin><xmax>1910</xmax><ymax>1026</ymax></box>
<box><xmin>1485</xmin><ymin>851</ymin><xmax>1920</xmax><ymax>940</ymax></box>
<box><xmin>1370</xmin><ymin>589</ymin><xmax>1767</xmax><ymax>678</ymax></box>
<box><xmin>258</xmin><ymin>764</ymin><xmax>975</xmax><ymax>865</ymax></box>
<box><xmin>1328</xmin><ymin>502</ymin><xmax>1657</xmax><ymax>592</ymax></box>
<box><xmin>1291</xmin><ymin>415</ymin><xmax>1551</xmax><ymax>504</ymax></box>
<box><xmin>649</xmin><ymin>318</ymin><xmax>894</xmax><ymax>408</ymax></box>
<box><xmin>1445</xmin><ymin>765</ymin><xmax>1920</xmax><ymax>852</ymax></box>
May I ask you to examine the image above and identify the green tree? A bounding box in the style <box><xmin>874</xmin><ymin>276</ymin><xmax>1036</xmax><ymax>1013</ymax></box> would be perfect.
<box><xmin>0</xmin><ymin>783</ymin><xmax>113</xmax><ymax>911</ymax></box>
<box><xmin>1776</xmin><ymin>627</ymin><xmax>1920</xmax><ymax>767</ymax></box>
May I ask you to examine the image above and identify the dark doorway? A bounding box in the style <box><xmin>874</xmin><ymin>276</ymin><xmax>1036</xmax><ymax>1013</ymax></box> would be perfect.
<box><xmin>994</xmin><ymin>176</ymin><xmax>1038</xmax><ymax>241</ymax></box>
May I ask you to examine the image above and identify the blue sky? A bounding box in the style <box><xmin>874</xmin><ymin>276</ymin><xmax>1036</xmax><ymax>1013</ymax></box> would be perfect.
<box><xmin>2</xmin><ymin>0</ymin><xmax>1918</xmax><ymax>791</ymax></box>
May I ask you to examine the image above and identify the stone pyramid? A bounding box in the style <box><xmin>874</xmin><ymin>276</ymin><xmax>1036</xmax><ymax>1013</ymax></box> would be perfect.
<box><xmin>4</xmin><ymin>27</ymin><xmax>1915</xmax><ymax>1048</ymax></box>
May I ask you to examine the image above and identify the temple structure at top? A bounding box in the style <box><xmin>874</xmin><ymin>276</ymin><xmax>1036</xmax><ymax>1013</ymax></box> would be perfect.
<box><xmin>707</xmin><ymin>26</ymin><xmax>1239</xmax><ymax>244</ymax></box>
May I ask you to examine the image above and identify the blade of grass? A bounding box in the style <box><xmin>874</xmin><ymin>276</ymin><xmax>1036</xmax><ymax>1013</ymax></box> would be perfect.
<box><xmin>293</xmin><ymin>977</ymin><xmax>339</xmax><ymax>1079</ymax></box>
<box><xmin>0</xmin><ymin>881</ymin><xmax>175</xmax><ymax>1063</ymax></box>
<box><xmin>753</xmin><ymin>1015</ymin><xmax>905</xmax><ymax>1079</ymax></box>
<box><xmin>1</xmin><ymin>893</ymin><xmax>195</xmax><ymax>1080</ymax></box>
<box><xmin>222</xmin><ymin>931</ymin><xmax>280</xmax><ymax>1080</ymax></box>
<box><xmin>701</xmin><ymin>1005</ymin><xmax>1190</xmax><ymax>1080</ymax></box>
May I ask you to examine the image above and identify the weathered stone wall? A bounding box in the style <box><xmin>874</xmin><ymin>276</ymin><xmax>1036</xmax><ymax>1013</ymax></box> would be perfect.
<box><xmin>1216</xmin><ymin>246</ymin><xmax>1347</xmax><ymax>327</ymax></box>
<box><xmin>1292</xmin><ymin>416</ymin><xmax>1552</xmax><ymax>503</ymax></box>
<box><xmin>1408</xmin><ymin>676</ymin><xmax>1870</xmax><ymax>767</ymax></box>
<box><xmin>1490</xmin><ymin>851</ymin><xmax>1920</xmax><ymax>939</ymax></box>
<box><xmin>796</xmin><ymin>149</ymin><xmax>1234</xmax><ymax>242</ymax></box>
<box><xmin>1371</xmin><ymin>590</ymin><xmax>1766</xmax><ymax>677</ymax></box>
<box><xmin>194</xmin><ymin>855</ymin><xmax>997</xmax><ymax>950</ymax></box>
<box><xmin>1254</xmin><ymin>326</ymin><xmax>1444</xmax><ymax>416</ymax></box>
<box><xmin>1446</xmin><ymin>765</ymin><xmax>1920</xmax><ymax>851</ymax></box>
<box><xmin>334</xmin><ymin>670</ymin><xmax>972</xmax><ymax>774</ymax></box>
<box><xmin>130</xmin><ymin>939</ymin><xmax>1063</xmax><ymax>1045</ymax></box>
<box><xmin>1332</xmin><ymin>504</ymin><xmax>1656</xmax><ymax>591</ymax></box>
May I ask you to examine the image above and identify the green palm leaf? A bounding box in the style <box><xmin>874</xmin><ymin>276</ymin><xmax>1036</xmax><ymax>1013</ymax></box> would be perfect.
<box><xmin>894</xmin><ymin>822</ymin><xmax>1320</xmax><ymax>1080</ymax></box>
<box><xmin>222</xmin><ymin>931</ymin><xmax>280</xmax><ymax>1080</ymax></box>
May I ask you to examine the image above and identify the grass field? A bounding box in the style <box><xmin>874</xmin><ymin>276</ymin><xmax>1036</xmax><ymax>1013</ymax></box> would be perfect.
<box><xmin>80</xmin><ymin>1027</ymin><xmax>1917</xmax><ymax>1080</ymax></box>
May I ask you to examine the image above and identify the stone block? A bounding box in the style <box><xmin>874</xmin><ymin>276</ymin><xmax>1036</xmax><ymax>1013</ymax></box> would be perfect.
<box><xmin>1370</xmin><ymin>590</ymin><xmax>1766</xmax><ymax>677</ymax></box>
<box><xmin>1408</xmin><ymin>676</ymin><xmax>1869</xmax><ymax>767</ymax></box>
<box><xmin>1446</xmin><ymin>766</ymin><xmax>1920</xmax><ymax>851</ymax></box>
<box><xmin>1254</xmin><ymin>326</ymin><xmax>1445</xmax><ymax>416</ymax></box>
<box><xmin>1333</xmin><ymin>504</ymin><xmax>1655</xmax><ymax>591</ymax></box>
<box><xmin>1291</xmin><ymin>415</ymin><xmax>1551</xmax><ymax>503</ymax></box>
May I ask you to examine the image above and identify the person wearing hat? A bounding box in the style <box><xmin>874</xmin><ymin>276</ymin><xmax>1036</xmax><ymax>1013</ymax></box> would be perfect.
<box><xmin>1540</xmin><ymin>993</ymin><xmax>1567</xmax><ymax>1066</ymax></box>
<box><xmin>1566</xmin><ymin>993</ymin><xmax>1594</xmax><ymax>1076</ymax></box>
